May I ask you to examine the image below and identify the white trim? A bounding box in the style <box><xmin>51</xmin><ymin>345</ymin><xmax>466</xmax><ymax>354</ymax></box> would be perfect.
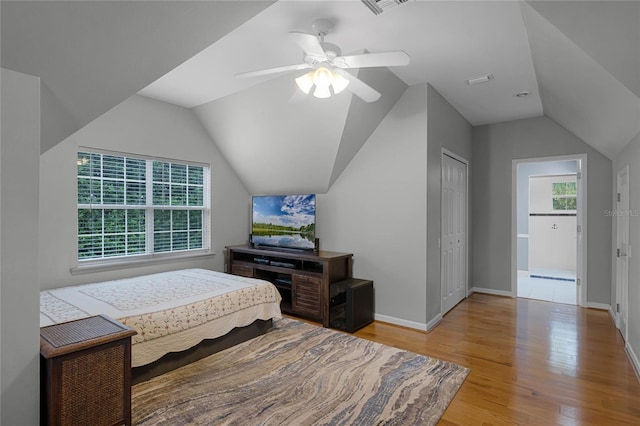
<box><xmin>468</xmin><ymin>287</ymin><xmax>513</xmax><ymax>298</ymax></box>
<box><xmin>441</xmin><ymin>148</ymin><xmax>468</xmax><ymax>165</ymax></box>
<box><xmin>425</xmin><ymin>314</ymin><xmax>443</xmax><ymax>331</ymax></box>
<box><xmin>615</xmin><ymin>165</ymin><xmax>630</xmax><ymax>339</ymax></box>
<box><xmin>517</xmin><ymin>234</ymin><xmax>529</xmax><ymax>239</ymax></box>
<box><xmin>527</xmin><ymin>171</ymin><xmax>578</xmax><ymax>178</ymax></box>
<box><xmin>609</xmin><ymin>307</ymin><xmax>617</xmax><ymax>324</ymax></box>
<box><xmin>374</xmin><ymin>313</ymin><xmax>432</xmax><ymax>332</ymax></box>
<box><xmin>511</xmin><ymin>154</ymin><xmax>588</xmax><ymax>306</ymax></box>
<box><xmin>71</xmin><ymin>252</ymin><xmax>215</xmax><ymax>275</ymax></box>
<box><xmin>586</xmin><ymin>302</ymin><xmax>611</xmax><ymax>311</ymax></box>
<box><xmin>78</xmin><ymin>145</ymin><xmax>209</xmax><ymax>168</ymax></box>
<box><xmin>625</xmin><ymin>343</ymin><xmax>640</xmax><ymax>383</ymax></box>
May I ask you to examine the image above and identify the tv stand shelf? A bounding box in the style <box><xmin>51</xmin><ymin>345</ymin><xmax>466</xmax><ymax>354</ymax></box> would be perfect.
<box><xmin>226</xmin><ymin>245</ymin><xmax>353</xmax><ymax>326</ymax></box>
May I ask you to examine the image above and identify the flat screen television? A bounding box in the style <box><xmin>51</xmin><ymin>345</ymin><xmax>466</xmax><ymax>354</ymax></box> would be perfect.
<box><xmin>251</xmin><ymin>194</ymin><xmax>316</xmax><ymax>250</ymax></box>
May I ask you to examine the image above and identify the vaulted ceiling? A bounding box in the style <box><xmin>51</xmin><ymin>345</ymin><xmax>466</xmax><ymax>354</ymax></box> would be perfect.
<box><xmin>2</xmin><ymin>1</ymin><xmax>639</xmax><ymax>195</ymax></box>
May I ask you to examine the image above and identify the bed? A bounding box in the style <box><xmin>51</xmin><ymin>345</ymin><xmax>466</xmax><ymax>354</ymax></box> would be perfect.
<box><xmin>40</xmin><ymin>268</ymin><xmax>282</xmax><ymax>383</ymax></box>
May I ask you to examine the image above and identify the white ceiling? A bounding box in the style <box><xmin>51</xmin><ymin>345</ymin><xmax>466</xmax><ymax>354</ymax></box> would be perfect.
<box><xmin>139</xmin><ymin>0</ymin><xmax>544</xmax><ymax>126</ymax></box>
<box><xmin>2</xmin><ymin>1</ymin><xmax>638</xmax><ymax>194</ymax></box>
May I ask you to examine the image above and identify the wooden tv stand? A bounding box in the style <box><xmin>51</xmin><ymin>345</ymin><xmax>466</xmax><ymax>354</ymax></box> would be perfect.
<box><xmin>226</xmin><ymin>245</ymin><xmax>353</xmax><ymax>327</ymax></box>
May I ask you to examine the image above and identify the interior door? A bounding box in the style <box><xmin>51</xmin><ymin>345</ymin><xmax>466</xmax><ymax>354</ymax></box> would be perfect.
<box><xmin>616</xmin><ymin>166</ymin><xmax>629</xmax><ymax>341</ymax></box>
<box><xmin>441</xmin><ymin>153</ymin><xmax>467</xmax><ymax>315</ymax></box>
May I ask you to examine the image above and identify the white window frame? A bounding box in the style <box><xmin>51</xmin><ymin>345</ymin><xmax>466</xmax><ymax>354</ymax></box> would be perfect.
<box><xmin>74</xmin><ymin>148</ymin><xmax>211</xmax><ymax>273</ymax></box>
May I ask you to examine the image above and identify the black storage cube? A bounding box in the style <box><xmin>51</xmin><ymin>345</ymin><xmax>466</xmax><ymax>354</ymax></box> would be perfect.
<box><xmin>329</xmin><ymin>278</ymin><xmax>374</xmax><ymax>332</ymax></box>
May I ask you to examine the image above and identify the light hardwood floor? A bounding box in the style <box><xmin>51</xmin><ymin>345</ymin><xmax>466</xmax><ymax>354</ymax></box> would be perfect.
<box><xmin>353</xmin><ymin>293</ymin><xmax>640</xmax><ymax>425</ymax></box>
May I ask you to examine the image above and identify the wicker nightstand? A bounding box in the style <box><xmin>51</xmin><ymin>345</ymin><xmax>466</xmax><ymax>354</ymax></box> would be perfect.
<box><xmin>40</xmin><ymin>314</ymin><xmax>137</xmax><ymax>426</ymax></box>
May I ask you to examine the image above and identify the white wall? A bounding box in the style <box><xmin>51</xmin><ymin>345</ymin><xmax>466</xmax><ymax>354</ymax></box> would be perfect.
<box><xmin>318</xmin><ymin>84</ymin><xmax>428</xmax><ymax>328</ymax></box>
<box><xmin>612</xmin><ymin>131</ymin><xmax>640</xmax><ymax>375</ymax></box>
<box><xmin>1</xmin><ymin>68</ymin><xmax>41</xmax><ymax>425</ymax></box>
<box><xmin>39</xmin><ymin>94</ymin><xmax>250</xmax><ymax>289</ymax></box>
<box><xmin>472</xmin><ymin>116</ymin><xmax>612</xmax><ymax>304</ymax></box>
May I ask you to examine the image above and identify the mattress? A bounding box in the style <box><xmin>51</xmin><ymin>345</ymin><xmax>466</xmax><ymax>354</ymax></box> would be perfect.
<box><xmin>40</xmin><ymin>268</ymin><xmax>282</xmax><ymax>367</ymax></box>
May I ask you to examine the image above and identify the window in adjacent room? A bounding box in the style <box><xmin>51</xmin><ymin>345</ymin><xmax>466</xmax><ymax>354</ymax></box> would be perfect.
<box><xmin>552</xmin><ymin>181</ymin><xmax>577</xmax><ymax>210</ymax></box>
<box><xmin>77</xmin><ymin>150</ymin><xmax>210</xmax><ymax>263</ymax></box>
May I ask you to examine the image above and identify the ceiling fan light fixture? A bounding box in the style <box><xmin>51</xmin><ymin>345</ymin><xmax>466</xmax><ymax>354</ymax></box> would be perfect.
<box><xmin>295</xmin><ymin>72</ymin><xmax>314</xmax><ymax>94</ymax></box>
<box><xmin>331</xmin><ymin>71</ymin><xmax>349</xmax><ymax>94</ymax></box>
<box><xmin>313</xmin><ymin>85</ymin><xmax>332</xmax><ymax>99</ymax></box>
<box><xmin>312</xmin><ymin>67</ymin><xmax>333</xmax><ymax>88</ymax></box>
<box><xmin>296</xmin><ymin>67</ymin><xmax>350</xmax><ymax>99</ymax></box>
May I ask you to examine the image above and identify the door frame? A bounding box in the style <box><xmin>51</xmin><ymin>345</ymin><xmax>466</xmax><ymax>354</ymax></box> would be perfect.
<box><xmin>441</xmin><ymin>148</ymin><xmax>469</xmax><ymax>315</ymax></box>
<box><xmin>511</xmin><ymin>154</ymin><xmax>588</xmax><ymax>307</ymax></box>
<box><xmin>615</xmin><ymin>165</ymin><xmax>629</xmax><ymax>340</ymax></box>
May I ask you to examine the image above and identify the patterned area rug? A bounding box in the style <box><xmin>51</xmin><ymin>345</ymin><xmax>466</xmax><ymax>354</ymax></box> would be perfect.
<box><xmin>132</xmin><ymin>318</ymin><xmax>469</xmax><ymax>425</ymax></box>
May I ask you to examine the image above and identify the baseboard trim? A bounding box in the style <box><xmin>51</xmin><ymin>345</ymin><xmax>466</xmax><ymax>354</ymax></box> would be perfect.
<box><xmin>625</xmin><ymin>343</ymin><xmax>640</xmax><ymax>383</ymax></box>
<box><xmin>374</xmin><ymin>314</ymin><xmax>431</xmax><ymax>332</ymax></box>
<box><xmin>468</xmin><ymin>287</ymin><xmax>513</xmax><ymax>298</ymax></box>
<box><xmin>426</xmin><ymin>313</ymin><xmax>443</xmax><ymax>331</ymax></box>
<box><xmin>586</xmin><ymin>302</ymin><xmax>611</xmax><ymax>311</ymax></box>
<box><xmin>608</xmin><ymin>307</ymin><xmax>617</xmax><ymax>326</ymax></box>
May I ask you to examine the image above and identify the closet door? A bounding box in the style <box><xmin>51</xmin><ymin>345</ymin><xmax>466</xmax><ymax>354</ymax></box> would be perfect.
<box><xmin>441</xmin><ymin>153</ymin><xmax>467</xmax><ymax>315</ymax></box>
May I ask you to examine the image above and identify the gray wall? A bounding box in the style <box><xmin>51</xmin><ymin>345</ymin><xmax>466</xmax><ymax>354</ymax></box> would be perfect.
<box><xmin>517</xmin><ymin>160</ymin><xmax>577</xmax><ymax>270</ymax></box>
<box><xmin>472</xmin><ymin>116</ymin><xmax>612</xmax><ymax>305</ymax></box>
<box><xmin>1</xmin><ymin>68</ymin><xmax>41</xmax><ymax>424</ymax></box>
<box><xmin>318</xmin><ymin>84</ymin><xmax>428</xmax><ymax>328</ymax></box>
<box><xmin>319</xmin><ymin>83</ymin><xmax>472</xmax><ymax>328</ymax></box>
<box><xmin>39</xmin><ymin>94</ymin><xmax>250</xmax><ymax>290</ymax></box>
<box><xmin>612</xmin><ymin>130</ymin><xmax>640</xmax><ymax>375</ymax></box>
<box><xmin>426</xmin><ymin>85</ymin><xmax>472</xmax><ymax>318</ymax></box>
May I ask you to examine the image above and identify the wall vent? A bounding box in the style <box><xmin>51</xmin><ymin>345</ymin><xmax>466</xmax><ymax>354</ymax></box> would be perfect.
<box><xmin>361</xmin><ymin>0</ymin><xmax>413</xmax><ymax>16</ymax></box>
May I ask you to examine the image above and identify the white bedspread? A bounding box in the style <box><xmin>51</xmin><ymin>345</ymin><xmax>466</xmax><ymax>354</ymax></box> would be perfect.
<box><xmin>40</xmin><ymin>269</ymin><xmax>282</xmax><ymax>367</ymax></box>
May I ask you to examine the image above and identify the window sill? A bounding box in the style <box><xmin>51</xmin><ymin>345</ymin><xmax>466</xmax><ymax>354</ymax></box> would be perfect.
<box><xmin>70</xmin><ymin>251</ymin><xmax>216</xmax><ymax>276</ymax></box>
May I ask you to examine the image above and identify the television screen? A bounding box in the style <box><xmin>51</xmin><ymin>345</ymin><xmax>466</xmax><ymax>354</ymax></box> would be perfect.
<box><xmin>252</xmin><ymin>194</ymin><xmax>316</xmax><ymax>250</ymax></box>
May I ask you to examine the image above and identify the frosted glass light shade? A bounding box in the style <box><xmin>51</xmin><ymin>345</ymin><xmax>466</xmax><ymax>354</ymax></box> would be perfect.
<box><xmin>295</xmin><ymin>72</ymin><xmax>314</xmax><ymax>94</ymax></box>
<box><xmin>331</xmin><ymin>72</ymin><xmax>349</xmax><ymax>94</ymax></box>
<box><xmin>312</xmin><ymin>67</ymin><xmax>333</xmax><ymax>88</ymax></box>
<box><xmin>313</xmin><ymin>85</ymin><xmax>331</xmax><ymax>99</ymax></box>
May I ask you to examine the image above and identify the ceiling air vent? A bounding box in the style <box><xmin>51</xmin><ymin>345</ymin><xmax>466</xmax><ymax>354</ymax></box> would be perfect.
<box><xmin>361</xmin><ymin>0</ymin><xmax>414</xmax><ymax>16</ymax></box>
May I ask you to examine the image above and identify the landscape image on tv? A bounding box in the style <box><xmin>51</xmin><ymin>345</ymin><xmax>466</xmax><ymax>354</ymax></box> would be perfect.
<box><xmin>252</xmin><ymin>194</ymin><xmax>316</xmax><ymax>250</ymax></box>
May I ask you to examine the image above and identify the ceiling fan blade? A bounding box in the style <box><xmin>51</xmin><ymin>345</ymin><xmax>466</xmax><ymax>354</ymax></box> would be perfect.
<box><xmin>334</xmin><ymin>68</ymin><xmax>381</xmax><ymax>103</ymax></box>
<box><xmin>333</xmin><ymin>51</ymin><xmax>410</xmax><ymax>69</ymax></box>
<box><xmin>289</xmin><ymin>31</ymin><xmax>327</xmax><ymax>61</ymax></box>
<box><xmin>235</xmin><ymin>63</ymin><xmax>311</xmax><ymax>79</ymax></box>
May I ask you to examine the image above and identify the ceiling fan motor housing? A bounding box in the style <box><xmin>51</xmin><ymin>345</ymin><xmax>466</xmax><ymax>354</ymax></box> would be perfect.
<box><xmin>311</xmin><ymin>18</ymin><xmax>333</xmax><ymax>38</ymax></box>
<box><xmin>320</xmin><ymin>42</ymin><xmax>341</xmax><ymax>60</ymax></box>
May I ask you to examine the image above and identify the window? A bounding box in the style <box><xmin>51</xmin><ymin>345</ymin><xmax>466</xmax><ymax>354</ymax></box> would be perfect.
<box><xmin>77</xmin><ymin>150</ymin><xmax>209</xmax><ymax>262</ymax></box>
<box><xmin>552</xmin><ymin>182</ymin><xmax>577</xmax><ymax>210</ymax></box>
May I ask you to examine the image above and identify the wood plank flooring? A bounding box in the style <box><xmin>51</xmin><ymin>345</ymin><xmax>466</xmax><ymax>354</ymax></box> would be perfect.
<box><xmin>353</xmin><ymin>293</ymin><xmax>640</xmax><ymax>425</ymax></box>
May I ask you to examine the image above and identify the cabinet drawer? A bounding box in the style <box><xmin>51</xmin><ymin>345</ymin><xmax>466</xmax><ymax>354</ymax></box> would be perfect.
<box><xmin>292</xmin><ymin>275</ymin><xmax>321</xmax><ymax>318</ymax></box>
<box><xmin>232</xmin><ymin>264</ymin><xmax>254</xmax><ymax>278</ymax></box>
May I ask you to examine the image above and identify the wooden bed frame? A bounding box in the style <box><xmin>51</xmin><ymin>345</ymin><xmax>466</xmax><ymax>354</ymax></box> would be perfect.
<box><xmin>132</xmin><ymin>319</ymin><xmax>273</xmax><ymax>385</ymax></box>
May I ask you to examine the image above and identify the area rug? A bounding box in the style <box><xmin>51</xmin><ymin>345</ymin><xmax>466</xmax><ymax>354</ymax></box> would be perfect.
<box><xmin>132</xmin><ymin>318</ymin><xmax>469</xmax><ymax>425</ymax></box>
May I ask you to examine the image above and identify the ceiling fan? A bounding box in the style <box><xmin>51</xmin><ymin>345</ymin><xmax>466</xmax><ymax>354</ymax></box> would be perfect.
<box><xmin>235</xmin><ymin>19</ymin><xmax>410</xmax><ymax>103</ymax></box>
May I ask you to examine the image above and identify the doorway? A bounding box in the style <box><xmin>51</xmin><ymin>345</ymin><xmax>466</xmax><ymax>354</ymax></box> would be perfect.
<box><xmin>512</xmin><ymin>155</ymin><xmax>587</xmax><ymax>307</ymax></box>
<box><xmin>441</xmin><ymin>150</ymin><xmax>468</xmax><ymax>315</ymax></box>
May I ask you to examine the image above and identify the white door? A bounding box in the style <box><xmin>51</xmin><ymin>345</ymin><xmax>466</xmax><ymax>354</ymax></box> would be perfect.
<box><xmin>441</xmin><ymin>153</ymin><xmax>467</xmax><ymax>314</ymax></box>
<box><xmin>528</xmin><ymin>175</ymin><xmax>577</xmax><ymax>275</ymax></box>
<box><xmin>616</xmin><ymin>166</ymin><xmax>629</xmax><ymax>341</ymax></box>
